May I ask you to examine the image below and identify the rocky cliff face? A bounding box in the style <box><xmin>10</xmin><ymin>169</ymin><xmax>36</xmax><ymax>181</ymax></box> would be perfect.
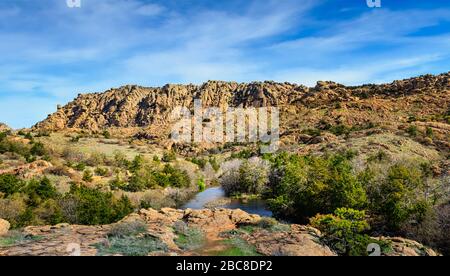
<box><xmin>34</xmin><ymin>73</ymin><xmax>450</xmax><ymax>140</ymax></box>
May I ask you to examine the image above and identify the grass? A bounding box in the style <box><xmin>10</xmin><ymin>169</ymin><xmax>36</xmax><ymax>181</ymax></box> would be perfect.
<box><xmin>38</xmin><ymin>132</ymin><xmax>153</xmax><ymax>159</ymax></box>
<box><xmin>217</xmin><ymin>237</ymin><xmax>260</xmax><ymax>256</ymax></box>
<box><xmin>95</xmin><ymin>220</ymin><xmax>167</xmax><ymax>256</ymax></box>
<box><xmin>237</xmin><ymin>218</ymin><xmax>291</xmax><ymax>234</ymax></box>
<box><xmin>174</xmin><ymin>227</ymin><xmax>206</xmax><ymax>251</ymax></box>
<box><xmin>108</xmin><ymin>220</ymin><xmax>147</xmax><ymax>238</ymax></box>
<box><xmin>95</xmin><ymin>236</ymin><xmax>167</xmax><ymax>256</ymax></box>
<box><xmin>0</xmin><ymin>231</ymin><xmax>43</xmax><ymax>247</ymax></box>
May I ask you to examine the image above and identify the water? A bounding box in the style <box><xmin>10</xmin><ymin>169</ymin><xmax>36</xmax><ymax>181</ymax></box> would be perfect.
<box><xmin>183</xmin><ymin>187</ymin><xmax>273</xmax><ymax>217</ymax></box>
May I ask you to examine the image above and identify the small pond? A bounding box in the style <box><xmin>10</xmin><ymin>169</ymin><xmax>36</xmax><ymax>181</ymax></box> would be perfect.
<box><xmin>182</xmin><ymin>187</ymin><xmax>273</xmax><ymax>217</ymax></box>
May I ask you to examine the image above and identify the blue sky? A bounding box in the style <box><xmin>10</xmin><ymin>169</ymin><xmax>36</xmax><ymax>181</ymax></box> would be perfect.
<box><xmin>0</xmin><ymin>0</ymin><xmax>449</xmax><ymax>128</ymax></box>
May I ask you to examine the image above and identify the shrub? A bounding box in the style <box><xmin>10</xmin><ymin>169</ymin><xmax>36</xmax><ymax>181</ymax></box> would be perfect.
<box><xmin>102</xmin><ymin>130</ymin><xmax>111</xmax><ymax>139</ymax></box>
<box><xmin>190</xmin><ymin>157</ymin><xmax>207</xmax><ymax>169</ymax></box>
<box><xmin>32</xmin><ymin>199</ymin><xmax>64</xmax><ymax>225</ymax></box>
<box><xmin>70</xmin><ymin>136</ymin><xmax>80</xmax><ymax>143</ymax></box>
<box><xmin>209</xmin><ymin>157</ymin><xmax>220</xmax><ymax>172</ymax></box>
<box><xmin>406</xmin><ymin>125</ymin><xmax>418</xmax><ymax>137</ymax></box>
<box><xmin>219</xmin><ymin>237</ymin><xmax>260</xmax><ymax>256</ymax></box>
<box><xmin>95</xmin><ymin>167</ymin><xmax>109</xmax><ymax>177</ymax></box>
<box><xmin>197</xmin><ymin>178</ymin><xmax>206</xmax><ymax>192</ymax></box>
<box><xmin>139</xmin><ymin>191</ymin><xmax>175</xmax><ymax>210</ymax></box>
<box><xmin>153</xmin><ymin>165</ymin><xmax>190</xmax><ymax>188</ymax></box>
<box><xmin>82</xmin><ymin>169</ymin><xmax>94</xmax><ymax>182</ymax></box>
<box><xmin>35</xmin><ymin>131</ymin><xmax>50</xmax><ymax>137</ymax></box>
<box><xmin>63</xmin><ymin>185</ymin><xmax>133</xmax><ymax>225</ymax></box>
<box><xmin>74</xmin><ymin>162</ymin><xmax>86</xmax><ymax>171</ymax></box>
<box><xmin>367</xmin><ymin>150</ymin><xmax>389</xmax><ymax>163</ymax></box>
<box><xmin>86</xmin><ymin>152</ymin><xmax>107</xmax><ymax>166</ymax></box>
<box><xmin>24</xmin><ymin>132</ymin><xmax>33</xmax><ymax>141</ymax></box>
<box><xmin>0</xmin><ymin>195</ymin><xmax>27</xmax><ymax>228</ymax></box>
<box><xmin>302</xmin><ymin>128</ymin><xmax>322</xmax><ymax>137</ymax></box>
<box><xmin>221</xmin><ymin>158</ymin><xmax>270</xmax><ymax>196</ymax></box>
<box><xmin>126</xmin><ymin>168</ymin><xmax>158</xmax><ymax>192</ymax></box>
<box><xmin>162</xmin><ymin>151</ymin><xmax>176</xmax><ymax>162</ymax></box>
<box><xmin>95</xmin><ymin>236</ymin><xmax>167</xmax><ymax>256</ymax></box>
<box><xmin>310</xmin><ymin>208</ymin><xmax>377</xmax><ymax>256</ymax></box>
<box><xmin>0</xmin><ymin>230</ymin><xmax>43</xmax><ymax>247</ymax></box>
<box><xmin>24</xmin><ymin>177</ymin><xmax>59</xmax><ymax>207</ymax></box>
<box><xmin>0</xmin><ymin>138</ymin><xmax>30</xmax><ymax>157</ymax></box>
<box><xmin>230</xmin><ymin>149</ymin><xmax>254</xmax><ymax>159</ymax></box>
<box><xmin>113</xmin><ymin>151</ymin><xmax>130</xmax><ymax>168</ymax></box>
<box><xmin>267</xmin><ymin>153</ymin><xmax>367</xmax><ymax>222</ymax></box>
<box><xmin>0</xmin><ymin>174</ymin><xmax>24</xmax><ymax>196</ymax></box>
<box><xmin>130</xmin><ymin>155</ymin><xmax>145</xmax><ymax>172</ymax></box>
<box><xmin>257</xmin><ymin>217</ymin><xmax>278</xmax><ymax>229</ymax></box>
<box><xmin>329</xmin><ymin>124</ymin><xmax>351</xmax><ymax>136</ymax></box>
<box><xmin>30</xmin><ymin>142</ymin><xmax>46</xmax><ymax>156</ymax></box>
<box><xmin>152</xmin><ymin>155</ymin><xmax>160</xmax><ymax>162</ymax></box>
<box><xmin>425</xmin><ymin>127</ymin><xmax>434</xmax><ymax>138</ymax></box>
<box><xmin>0</xmin><ymin>131</ymin><xmax>9</xmax><ymax>141</ymax></box>
<box><xmin>370</xmin><ymin>163</ymin><xmax>431</xmax><ymax>230</ymax></box>
<box><xmin>112</xmin><ymin>196</ymin><xmax>135</xmax><ymax>222</ymax></box>
<box><xmin>109</xmin><ymin>175</ymin><xmax>128</xmax><ymax>191</ymax></box>
<box><xmin>174</xmin><ymin>223</ymin><xmax>205</xmax><ymax>251</ymax></box>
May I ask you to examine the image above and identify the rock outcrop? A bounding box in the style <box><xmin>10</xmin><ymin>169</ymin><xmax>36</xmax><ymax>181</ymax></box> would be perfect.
<box><xmin>0</xmin><ymin>160</ymin><xmax>53</xmax><ymax>179</ymax></box>
<box><xmin>0</xmin><ymin>208</ymin><xmax>439</xmax><ymax>256</ymax></box>
<box><xmin>33</xmin><ymin>73</ymin><xmax>450</xmax><ymax>143</ymax></box>
<box><xmin>0</xmin><ymin>123</ymin><xmax>11</xmax><ymax>133</ymax></box>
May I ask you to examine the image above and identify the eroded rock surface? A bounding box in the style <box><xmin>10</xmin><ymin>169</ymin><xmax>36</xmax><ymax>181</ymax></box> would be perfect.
<box><xmin>0</xmin><ymin>208</ymin><xmax>440</xmax><ymax>256</ymax></box>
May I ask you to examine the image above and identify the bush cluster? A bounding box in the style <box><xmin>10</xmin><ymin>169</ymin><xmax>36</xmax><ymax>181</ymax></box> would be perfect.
<box><xmin>0</xmin><ymin>174</ymin><xmax>134</xmax><ymax>227</ymax></box>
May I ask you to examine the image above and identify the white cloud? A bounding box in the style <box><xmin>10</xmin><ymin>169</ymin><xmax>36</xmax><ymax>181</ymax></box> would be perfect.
<box><xmin>135</xmin><ymin>3</ymin><xmax>165</xmax><ymax>16</ymax></box>
<box><xmin>1</xmin><ymin>0</ymin><xmax>450</xmax><ymax>128</ymax></box>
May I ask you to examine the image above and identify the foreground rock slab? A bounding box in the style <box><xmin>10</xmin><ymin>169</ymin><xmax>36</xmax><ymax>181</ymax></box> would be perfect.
<box><xmin>0</xmin><ymin>209</ymin><xmax>440</xmax><ymax>256</ymax></box>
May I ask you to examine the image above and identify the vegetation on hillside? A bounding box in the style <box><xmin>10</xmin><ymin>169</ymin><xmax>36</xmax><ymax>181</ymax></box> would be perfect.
<box><xmin>219</xmin><ymin>150</ymin><xmax>449</xmax><ymax>255</ymax></box>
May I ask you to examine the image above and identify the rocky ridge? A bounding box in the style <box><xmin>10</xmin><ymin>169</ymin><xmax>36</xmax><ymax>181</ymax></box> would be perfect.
<box><xmin>34</xmin><ymin>73</ymin><xmax>450</xmax><ymax>143</ymax></box>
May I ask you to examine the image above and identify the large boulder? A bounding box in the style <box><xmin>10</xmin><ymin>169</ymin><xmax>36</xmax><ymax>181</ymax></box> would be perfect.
<box><xmin>0</xmin><ymin>219</ymin><xmax>10</xmax><ymax>236</ymax></box>
<box><xmin>374</xmin><ymin>236</ymin><xmax>441</xmax><ymax>256</ymax></box>
<box><xmin>242</xmin><ymin>225</ymin><xmax>336</xmax><ymax>256</ymax></box>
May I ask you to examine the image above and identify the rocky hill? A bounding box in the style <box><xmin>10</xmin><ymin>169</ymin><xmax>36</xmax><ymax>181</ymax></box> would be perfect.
<box><xmin>34</xmin><ymin>73</ymin><xmax>450</xmax><ymax>146</ymax></box>
<box><xmin>0</xmin><ymin>123</ymin><xmax>11</xmax><ymax>133</ymax></box>
<box><xmin>0</xmin><ymin>208</ymin><xmax>439</xmax><ymax>256</ymax></box>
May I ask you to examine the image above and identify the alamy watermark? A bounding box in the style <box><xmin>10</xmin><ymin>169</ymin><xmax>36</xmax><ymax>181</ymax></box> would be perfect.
<box><xmin>367</xmin><ymin>243</ymin><xmax>381</xmax><ymax>256</ymax></box>
<box><xmin>367</xmin><ymin>0</ymin><xmax>381</xmax><ymax>8</ymax></box>
<box><xmin>170</xmin><ymin>100</ymin><xmax>280</xmax><ymax>153</ymax></box>
<box><xmin>67</xmin><ymin>0</ymin><xmax>81</xmax><ymax>8</ymax></box>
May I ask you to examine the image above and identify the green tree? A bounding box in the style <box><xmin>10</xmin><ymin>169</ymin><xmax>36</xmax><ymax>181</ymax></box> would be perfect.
<box><xmin>0</xmin><ymin>174</ymin><xmax>24</xmax><ymax>196</ymax></box>
<box><xmin>372</xmin><ymin>164</ymin><xmax>430</xmax><ymax>230</ymax></box>
<box><xmin>267</xmin><ymin>153</ymin><xmax>367</xmax><ymax>223</ymax></box>
<box><xmin>24</xmin><ymin>177</ymin><xmax>59</xmax><ymax>206</ymax></box>
<box><xmin>310</xmin><ymin>208</ymin><xmax>375</xmax><ymax>256</ymax></box>
<box><xmin>64</xmin><ymin>185</ymin><xmax>132</xmax><ymax>225</ymax></box>
<box><xmin>130</xmin><ymin>155</ymin><xmax>145</xmax><ymax>172</ymax></box>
